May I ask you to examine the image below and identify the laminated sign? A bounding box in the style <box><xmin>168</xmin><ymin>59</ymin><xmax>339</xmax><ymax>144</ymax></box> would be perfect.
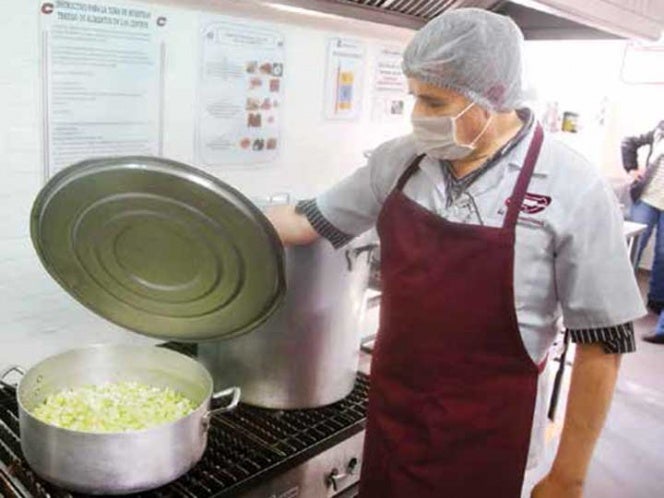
<box><xmin>197</xmin><ymin>15</ymin><xmax>285</xmax><ymax>167</ymax></box>
<box><xmin>324</xmin><ymin>38</ymin><xmax>366</xmax><ymax>121</ymax></box>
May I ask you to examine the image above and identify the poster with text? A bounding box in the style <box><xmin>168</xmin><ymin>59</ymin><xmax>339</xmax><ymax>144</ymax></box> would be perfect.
<box><xmin>371</xmin><ymin>45</ymin><xmax>409</xmax><ymax>122</ymax></box>
<box><xmin>40</xmin><ymin>1</ymin><xmax>164</xmax><ymax>177</ymax></box>
<box><xmin>621</xmin><ymin>41</ymin><xmax>664</xmax><ymax>84</ymax></box>
<box><xmin>324</xmin><ymin>38</ymin><xmax>365</xmax><ymax>121</ymax></box>
<box><xmin>197</xmin><ymin>15</ymin><xmax>284</xmax><ymax>167</ymax></box>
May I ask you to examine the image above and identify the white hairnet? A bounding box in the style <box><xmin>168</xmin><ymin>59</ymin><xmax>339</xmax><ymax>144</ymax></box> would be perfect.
<box><xmin>402</xmin><ymin>8</ymin><xmax>525</xmax><ymax>112</ymax></box>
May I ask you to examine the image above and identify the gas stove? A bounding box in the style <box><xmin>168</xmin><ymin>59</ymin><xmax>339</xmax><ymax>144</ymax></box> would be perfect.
<box><xmin>0</xmin><ymin>344</ymin><xmax>369</xmax><ymax>498</ymax></box>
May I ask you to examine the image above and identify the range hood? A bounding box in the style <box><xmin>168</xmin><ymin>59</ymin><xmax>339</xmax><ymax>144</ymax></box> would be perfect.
<box><xmin>264</xmin><ymin>0</ymin><xmax>664</xmax><ymax>40</ymax></box>
<box><xmin>523</xmin><ymin>0</ymin><xmax>664</xmax><ymax>41</ymax></box>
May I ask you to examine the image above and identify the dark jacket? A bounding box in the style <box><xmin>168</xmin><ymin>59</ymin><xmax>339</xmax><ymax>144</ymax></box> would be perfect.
<box><xmin>622</xmin><ymin>121</ymin><xmax>664</xmax><ymax>202</ymax></box>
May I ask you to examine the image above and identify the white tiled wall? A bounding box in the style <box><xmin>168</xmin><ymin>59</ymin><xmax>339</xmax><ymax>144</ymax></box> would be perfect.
<box><xmin>0</xmin><ymin>0</ymin><xmax>414</xmax><ymax>368</ymax></box>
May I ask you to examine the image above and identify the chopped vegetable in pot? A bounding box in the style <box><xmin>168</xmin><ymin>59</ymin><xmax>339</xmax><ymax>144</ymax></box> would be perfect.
<box><xmin>31</xmin><ymin>381</ymin><xmax>195</xmax><ymax>432</ymax></box>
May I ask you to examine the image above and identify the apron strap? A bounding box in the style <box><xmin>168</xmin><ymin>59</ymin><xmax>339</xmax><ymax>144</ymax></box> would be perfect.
<box><xmin>396</xmin><ymin>123</ymin><xmax>544</xmax><ymax>225</ymax></box>
<box><xmin>395</xmin><ymin>154</ymin><xmax>426</xmax><ymax>192</ymax></box>
<box><xmin>503</xmin><ymin>123</ymin><xmax>544</xmax><ymax>230</ymax></box>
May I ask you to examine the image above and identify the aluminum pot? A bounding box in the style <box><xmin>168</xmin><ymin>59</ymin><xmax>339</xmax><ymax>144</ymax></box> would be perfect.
<box><xmin>199</xmin><ymin>236</ymin><xmax>376</xmax><ymax>409</ymax></box>
<box><xmin>0</xmin><ymin>344</ymin><xmax>240</xmax><ymax>495</ymax></box>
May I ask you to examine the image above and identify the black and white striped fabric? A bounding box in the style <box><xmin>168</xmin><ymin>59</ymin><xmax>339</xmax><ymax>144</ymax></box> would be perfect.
<box><xmin>296</xmin><ymin>199</ymin><xmax>636</xmax><ymax>354</ymax></box>
<box><xmin>295</xmin><ymin>199</ymin><xmax>353</xmax><ymax>249</ymax></box>
<box><xmin>569</xmin><ymin>323</ymin><xmax>635</xmax><ymax>354</ymax></box>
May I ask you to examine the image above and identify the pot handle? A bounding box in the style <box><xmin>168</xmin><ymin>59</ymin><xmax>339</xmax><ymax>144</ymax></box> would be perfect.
<box><xmin>202</xmin><ymin>387</ymin><xmax>241</xmax><ymax>432</ymax></box>
<box><xmin>0</xmin><ymin>365</ymin><xmax>26</xmax><ymax>389</ymax></box>
<box><xmin>345</xmin><ymin>243</ymin><xmax>378</xmax><ymax>272</ymax></box>
<box><xmin>209</xmin><ymin>386</ymin><xmax>241</xmax><ymax>416</ymax></box>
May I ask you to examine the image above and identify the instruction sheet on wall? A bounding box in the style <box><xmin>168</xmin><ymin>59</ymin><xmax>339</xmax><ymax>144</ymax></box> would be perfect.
<box><xmin>40</xmin><ymin>1</ymin><xmax>164</xmax><ymax>177</ymax></box>
<box><xmin>197</xmin><ymin>14</ymin><xmax>285</xmax><ymax>167</ymax></box>
<box><xmin>371</xmin><ymin>45</ymin><xmax>409</xmax><ymax>122</ymax></box>
<box><xmin>621</xmin><ymin>41</ymin><xmax>664</xmax><ymax>84</ymax></box>
<box><xmin>324</xmin><ymin>38</ymin><xmax>366</xmax><ymax>121</ymax></box>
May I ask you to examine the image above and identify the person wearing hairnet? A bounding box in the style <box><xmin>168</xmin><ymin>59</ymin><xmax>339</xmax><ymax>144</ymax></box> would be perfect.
<box><xmin>268</xmin><ymin>8</ymin><xmax>644</xmax><ymax>498</ymax></box>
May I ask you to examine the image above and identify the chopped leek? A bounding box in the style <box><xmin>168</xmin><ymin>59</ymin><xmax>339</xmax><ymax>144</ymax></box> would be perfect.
<box><xmin>31</xmin><ymin>381</ymin><xmax>195</xmax><ymax>432</ymax></box>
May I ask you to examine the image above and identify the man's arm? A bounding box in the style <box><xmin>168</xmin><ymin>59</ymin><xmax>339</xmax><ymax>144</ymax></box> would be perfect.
<box><xmin>621</xmin><ymin>130</ymin><xmax>654</xmax><ymax>176</ymax></box>
<box><xmin>265</xmin><ymin>136</ymin><xmax>413</xmax><ymax>248</ymax></box>
<box><xmin>532</xmin><ymin>343</ymin><xmax>621</xmax><ymax>497</ymax></box>
<box><xmin>265</xmin><ymin>204</ymin><xmax>320</xmax><ymax>246</ymax></box>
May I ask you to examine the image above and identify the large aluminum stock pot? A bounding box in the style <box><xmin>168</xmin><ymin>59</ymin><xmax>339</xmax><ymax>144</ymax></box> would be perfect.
<box><xmin>0</xmin><ymin>345</ymin><xmax>240</xmax><ymax>495</ymax></box>
<box><xmin>8</xmin><ymin>156</ymin><xmax>289</xmax><ymax>492</ymax></box>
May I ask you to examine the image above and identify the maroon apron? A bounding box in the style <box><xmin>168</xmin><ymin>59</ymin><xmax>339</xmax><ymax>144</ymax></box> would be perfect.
<box><xmin>359</xmin><ymin>124</ymin><xmax>545</xmax><ymax>498</ymax></box>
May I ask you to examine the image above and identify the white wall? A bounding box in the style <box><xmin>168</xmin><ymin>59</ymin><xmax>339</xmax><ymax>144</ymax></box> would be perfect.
<box><xmin>524</xmin><ymin>40</ymin><xmax>664</xmax><ymax>177</ymax></box>
<box><xmin>0</xmin><ymin>0</ymin><xmax>414</xmax><ymax>367</ymax></box>
<box><xmin>157</xmin><ymin>0</ymin><xmax>414</xmax><ymax>198</ymax></box>
<box><xmin>523</xmin><ymin>39</ymin><xmax>664</xmax><ymax>269</ymax></box>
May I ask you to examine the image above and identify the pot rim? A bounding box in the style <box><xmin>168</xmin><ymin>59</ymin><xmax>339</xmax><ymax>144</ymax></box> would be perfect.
<box><xmin>12</xmin><ymin>344</ymin><xmax>216</xmax><ymax>436</ymax></box>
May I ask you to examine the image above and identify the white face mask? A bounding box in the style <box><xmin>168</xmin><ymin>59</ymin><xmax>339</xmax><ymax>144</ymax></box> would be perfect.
<box><xmin>411</xmin><ymin>102</ymin><xmax>493</xmax><ymax>161</ymax></box>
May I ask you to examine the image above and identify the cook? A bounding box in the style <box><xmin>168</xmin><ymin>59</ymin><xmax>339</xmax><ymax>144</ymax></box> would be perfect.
<box><xmin>267</xmin><ymin>8</ymin><xmax>645</xmax><ymax>498</ymax></box>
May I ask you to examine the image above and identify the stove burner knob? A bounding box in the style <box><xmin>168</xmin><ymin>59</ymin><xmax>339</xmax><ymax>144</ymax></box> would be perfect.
<box><xmin>326</xmin><ymin>458</ymin><xmax>359</xmax><ymax>492</ymax></box>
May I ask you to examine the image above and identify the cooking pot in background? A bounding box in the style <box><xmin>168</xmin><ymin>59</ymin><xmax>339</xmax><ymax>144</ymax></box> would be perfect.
<box><xmin>199</xmin><ymin>228</ymin><xmax>377</xmax><ymax>409</ymax></box>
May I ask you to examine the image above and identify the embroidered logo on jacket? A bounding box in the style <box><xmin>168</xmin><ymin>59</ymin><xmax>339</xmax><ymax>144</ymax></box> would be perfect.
<box><xmin>505</xmin><ymin>193</ymin><xmax>552</xmax><ymax>214</ymax></box>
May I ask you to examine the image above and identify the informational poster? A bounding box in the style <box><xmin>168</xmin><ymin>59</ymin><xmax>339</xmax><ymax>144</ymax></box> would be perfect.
<box><xmin>40</xmin><ymin>1</ymin><xmax>164</xmax><ymax>177</ymax></box>
<box><xmin>371</xmin><ymin>45</ymin><xmax>409</xmax><ymax>122</ymax></box>
<box><xmin>621</xmin><ymin>41</ymin><xmax>664</xmax><ymax>84</ymax></box>
<box><xmin>197</xmin><ymin>15</ymin><xmax>285</xmax><ymax>166</ymax></box>
<box><xmin>324</xmin><ymin>38</ymin><xmax>365</xmax><ymax>121</ymax></box>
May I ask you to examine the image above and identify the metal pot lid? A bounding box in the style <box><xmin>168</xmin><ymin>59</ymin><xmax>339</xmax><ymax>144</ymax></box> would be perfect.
<box><xmin>31</xmin><ymin>156</ymin><xmax>286</xmax><ymax>342</ymax></box>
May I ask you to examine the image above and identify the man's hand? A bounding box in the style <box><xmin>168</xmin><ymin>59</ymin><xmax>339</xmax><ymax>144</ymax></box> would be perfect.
<box><xmin>265</xmin><ymin>204</ymin><xmax>320</xmax><ymax>246</ymax></box>
<box><xmin>628</xmin><ymin>167</ymin><xmax>646</xmax><ymax>181</ymax></box>
<box><xmin>531</xmin><ymin>473</ymin><xmax>583</xmax><ymax>498</ymax></box>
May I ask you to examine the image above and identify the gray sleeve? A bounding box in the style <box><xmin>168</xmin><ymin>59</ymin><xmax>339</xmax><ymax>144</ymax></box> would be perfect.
<box><xmin>314</xmin><ymin>135</ymin><xmax>418</xmax><ymax>244</ymax></box>
<box><xmin>315</xmin><ymin>163</ymin><xmax>382</xmax><ymax>239</ymax></box>
<box><xmin>554</xmin><ymin>178</ymin><xmax>646</xmax><ymax>329</ymax></box>
<box><xmin>295</xmin><ymin>199</ymin><xmax>354</xmax><ymax>249</ymax></box>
